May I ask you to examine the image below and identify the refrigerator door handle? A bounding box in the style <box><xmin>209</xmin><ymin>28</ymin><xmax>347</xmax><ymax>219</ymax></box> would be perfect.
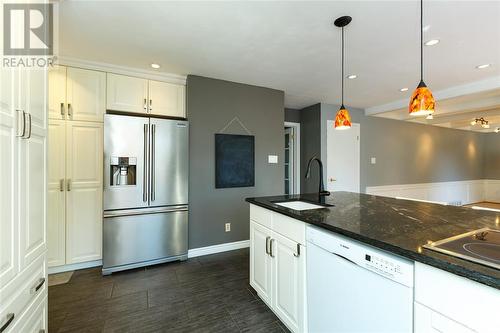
<box><xmin>103</xmin><ymin>206</ymin><xmax>188</xmax><ymax>218</ymax></box>
<box><xmin>151</xmin><ymin>124</ymin><xmax>156</xmax><ymax>201</ymax></box>
<box><xmin>143</xmin><ymin>124</ymin><xmax>148</xmax><ymax>202</ymax></box>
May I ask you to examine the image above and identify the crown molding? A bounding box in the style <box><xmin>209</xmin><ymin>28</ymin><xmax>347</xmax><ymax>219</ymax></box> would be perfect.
<box><xmin>56</xmin><ymin>56</ymin><xmax>187</xmax><ymax>85</ymax></box>
<box><xmin>365</xmin><ymin>76</ymin><xmax>500</xmax><ymax>116</ymax></box>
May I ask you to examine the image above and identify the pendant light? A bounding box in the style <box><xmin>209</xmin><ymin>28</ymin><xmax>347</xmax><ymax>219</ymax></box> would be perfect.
<box><xmin>409</xmin><ymin>0</ymin><xmax>435</xmax><ymax>116</ymax></box>
<box><xmin>334</xmin><ymin>16</ymin><xmax>352</xmax><ymax>130</ymax></box>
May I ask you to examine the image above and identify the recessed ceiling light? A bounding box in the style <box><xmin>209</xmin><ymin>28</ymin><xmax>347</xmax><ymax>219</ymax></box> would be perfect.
<box><xmin>399</xmin><ymin>87</ymin><xmax>409</xmax><ymax>92</ymax></box>
<box><xmin>495</xmin><ymin>127</ymin><xmax>500</xmax><ymax>133</ymax></box>
<box><xmin>424</xmin><ymin>39</ymin><xmax>440</xmax><ymax>46</ymax></box>
<box><xmin>346</xmin><ymin>74</ymin><xmax>357</xmax><ymax>79</ymax></box>
<box><xmin>476</xmin><ymin>63</ymin><xmax>491</xmax><ymax>69</ymax></box>
<box><xmin>426</xmin><ymin>114</ymin><xmax>433</xmax><ymax>120</ymax></box>
<box><xmin>151</xmin><ymin>63</ymin><xmax>161</xmax><ymax>69</ymax></box>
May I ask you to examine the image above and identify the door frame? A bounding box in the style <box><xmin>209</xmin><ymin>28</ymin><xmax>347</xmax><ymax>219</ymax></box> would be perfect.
<box><xmin>284</xmin><ymin>121</ymin><xmax>301</xmax><ymax>194</ymax></box>
<box><xmin>326</xmin><ymin>120</ymin><xmax>360</xmax><ymax>193</ymax></box>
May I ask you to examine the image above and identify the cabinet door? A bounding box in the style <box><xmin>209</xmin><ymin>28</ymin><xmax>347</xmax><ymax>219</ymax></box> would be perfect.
<box><xmin>67</xmin><ymin>67</ymin><xmax>106</xmax><ymax>122</ymax></box>
<box><xmin>0</xmin><ymin>67</ymin><xmax>19</xmax><ymax>288</ymax></box>
<box><xmin>47</xmin><ymin>120</ymin><xmax>66</xmax><ymax>267</ymax></box>
<box><xmin>66</xmin><ymin>121</ymin><xmax>103</xmax><ymax>264</ymax></box>
<box><xmin>148</xmin><ymin>80</ymin><xmax>186</xmax><ymax>118</ymax></box>
<box><xmin>48</xmin><ymin>65</ymin><xmax>67</xmax><ymax>120</ymax></box>
<box><xmin>24</xmin><ymin>67</ymin><xmax>47</xmax><ymax>130</ymax></box>
<box><xmin>106</xmin><ymin>73</ymin><xmax>148</xmax><ymax>113</ymax></box>
<box><xmin>272</xmin><ymin>232</ymin><xmax>305</xmax><ymax>333</ymax></box>
<box><xmin>250</xmin><ymin>221</ymin><xmax>273</xmax><ymax>307</ymax></box>
<box><xmin>414</xmin><ymin>302</ymin><xmax>473</xmax><ymax>333</ymax></box>
<box><xmin>18</xmin><ymin>72</ymin><xmax>47</xmax><ymax>270</ymax></box>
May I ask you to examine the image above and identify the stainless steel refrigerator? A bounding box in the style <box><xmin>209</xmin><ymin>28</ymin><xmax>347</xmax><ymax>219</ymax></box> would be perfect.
<box><xmin>102</xmin><ymin>113</ymin><xmax>188</xmax><ymax>275</ymax></box>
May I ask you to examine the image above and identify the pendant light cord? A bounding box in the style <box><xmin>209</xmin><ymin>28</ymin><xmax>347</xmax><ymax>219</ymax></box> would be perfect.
<box><xmin>341</xmin><ymin>26</ymin><xmax>344</xmax><ymax>106</ymax></box>
<box><xmin>420</xmin><ymin>0</ymin><xmax>423</xmax><ymax>82</ymax></box>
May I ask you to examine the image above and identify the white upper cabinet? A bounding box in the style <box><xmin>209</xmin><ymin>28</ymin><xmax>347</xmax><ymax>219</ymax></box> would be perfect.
<box><xmin>106</xmin><ymin>73</ymin><xmax>148</xmax><ymax>114</ymax></box>
<box><xmin>66</xmin><ymin>67</ymin><xmax>106</xmax><ymax>122</ymax></box>
<box><xmin>106</xmin><ymin>73</ymin><xmax>186</xmax><ymax>118</ymax></box>
<box><xmin>48</xmin><ymin>65</ymin><xmax>67</xmax><ymax>120</ymax></box>
<box><xmin>148</xmin><ymin>80</ymin><xmax>186</xmax><ymax>118</ymax></box>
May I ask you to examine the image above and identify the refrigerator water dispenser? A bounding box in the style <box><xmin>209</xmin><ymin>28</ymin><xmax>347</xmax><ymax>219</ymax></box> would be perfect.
<box><xmin>110</xmin><ymin>156</ymin><xmax>137</xmax><ymax>186</ymax></box>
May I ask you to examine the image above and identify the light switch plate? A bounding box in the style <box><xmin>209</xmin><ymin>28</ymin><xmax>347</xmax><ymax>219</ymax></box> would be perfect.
<box><xmin>371</xmin><ymin>157</ymin><xmax>376</xmax><ymax>164</ymax></box>
<box><xmin>268</xmin><ymin>155</ymin><xmax>278</xmax><ymax>164</ymax></box>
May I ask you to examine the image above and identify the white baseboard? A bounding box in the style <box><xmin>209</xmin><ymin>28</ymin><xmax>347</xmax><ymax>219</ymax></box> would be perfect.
<box><xmin>188</xmin><ymin>240</ymin><xmax>250</xmax><ymax>258</ymax></box>
<box><xmin>48</xmin><ymin>260</ymin><xmax>102</xmax><ymax>275</ymax></box>
<box><xmin>48</xmin><ymin>241</ymin><xmax>251</xmax><ymax>274</ymax></box>
<box><xmin>366</xmin><ymin>179</ymin><xmax>500</xmax><ymax>205</ymax></box>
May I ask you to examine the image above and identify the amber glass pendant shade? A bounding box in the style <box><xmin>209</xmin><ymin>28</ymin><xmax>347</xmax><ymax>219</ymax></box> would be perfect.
<box><xmin>409</xmin><ymin>81</ymin><xmax>435</xmax><ymax>116</ymax></box>
<box><xmin>334</xmin><ymin>105</ymin><xmax>352</xmax><ymax>130</ymax></box>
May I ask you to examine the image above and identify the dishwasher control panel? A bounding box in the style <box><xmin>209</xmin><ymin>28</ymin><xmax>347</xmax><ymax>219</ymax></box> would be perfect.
<box><xmin>307</xmin><ymin>226</ymin><xmax>414</xmax><ymax>287</ymax></box>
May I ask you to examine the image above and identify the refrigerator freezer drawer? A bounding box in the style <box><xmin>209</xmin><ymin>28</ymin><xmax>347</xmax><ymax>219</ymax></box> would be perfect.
<box><xmin>102</xmin><ymin>209</ymin><xmax>188</xmax><ymax>272</ymax></box>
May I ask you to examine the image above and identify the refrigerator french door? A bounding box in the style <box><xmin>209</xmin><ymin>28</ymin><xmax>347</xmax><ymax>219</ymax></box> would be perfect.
<box><xmin>103</xmin><ymin>113</ymin><xmax>188</xmax><ymax>274</ymax></box>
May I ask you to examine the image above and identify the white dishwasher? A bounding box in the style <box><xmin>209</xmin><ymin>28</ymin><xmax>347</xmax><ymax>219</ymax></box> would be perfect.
<box><xmin>307</xmin><ymin>226</ymin><xmax>414</xmax><ymax>333</ymax></box>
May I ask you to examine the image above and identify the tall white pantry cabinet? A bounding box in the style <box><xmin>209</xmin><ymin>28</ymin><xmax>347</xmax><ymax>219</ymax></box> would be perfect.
<box><xmin>47</xmin><ymin>65</ymin><xmax>104</xmax><ymax>268</ymax></box>
<box><xmin>0</xmin><ymin>63</ymin><xmax>48</xmax><ymax>331</ymax></box>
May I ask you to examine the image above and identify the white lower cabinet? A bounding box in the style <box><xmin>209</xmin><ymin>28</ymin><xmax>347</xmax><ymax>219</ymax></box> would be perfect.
<box><xmin>249</xmin><ymin>205</ymin><xmax>307</xmax><ymax>333</ymax></box>
<box><xmin>414</xmin><ymin>262</ymin><xmax>500</xmax><ymax>333</ymax></box>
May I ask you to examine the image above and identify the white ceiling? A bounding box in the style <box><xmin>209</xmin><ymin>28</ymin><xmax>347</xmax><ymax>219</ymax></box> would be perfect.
<box><xmin>57</xmin><ymin>1</ymin><xmax>500</xmax><ymax>112</ymax></box>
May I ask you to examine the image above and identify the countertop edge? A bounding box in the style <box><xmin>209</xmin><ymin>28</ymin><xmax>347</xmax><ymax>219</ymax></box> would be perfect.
<box><xmin>246</xmin><ymin>198</ymin><xmax>500</xmax><ymax>290</ymax></box>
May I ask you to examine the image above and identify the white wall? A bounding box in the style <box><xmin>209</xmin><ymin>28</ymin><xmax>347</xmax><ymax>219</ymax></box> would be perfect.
<box><xmin>366</xmin><ymin>179</ymin><xmax>500</xmax><ymax>205</ymax></box>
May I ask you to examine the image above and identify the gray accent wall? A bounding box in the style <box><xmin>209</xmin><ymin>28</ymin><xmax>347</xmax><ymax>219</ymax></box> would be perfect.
<box><xmin>299</xmin><ymin>104</ymin><xmax>322</xmax><ymax>193</ymax></box>
<box><xmin>285</xmin><ymin>108</ymin><xmax>301</xmax><ymax>123</ymax></box>
<box><xmin>187</xmin><ymin>75</ymin><xmax>284</xmax><ymax>249</ymax></box>
<box><xmin>484</xmin><ymin>133</ymin><xmax>500</xmax><ymax>179</ymax></box>
<box><xmin>300</xmin><ymin>103</ymin><xmax>489</xmax><ymax>192</ymax></box>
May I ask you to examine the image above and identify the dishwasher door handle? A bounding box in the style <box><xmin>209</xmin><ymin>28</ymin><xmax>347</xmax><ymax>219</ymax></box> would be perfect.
<box><xmin>331</xmin><ymin>252</ymin><xmax>356</xmax><ymax>265</ymax></box>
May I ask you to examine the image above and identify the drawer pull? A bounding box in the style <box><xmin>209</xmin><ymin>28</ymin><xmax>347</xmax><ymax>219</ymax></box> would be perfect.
<box><xmin>31</xmin><ymin>277</ymin><xmax>45</xmax><ymax>294</ymax></box>
<box><xmin>0</xmin><ymin>313</ymin><xmax>14</xmax><ymax>333</ymax></box>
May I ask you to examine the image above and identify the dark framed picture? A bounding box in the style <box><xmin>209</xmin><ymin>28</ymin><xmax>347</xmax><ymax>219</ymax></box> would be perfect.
<box><xmin>215</xmin><ymin>134</ymin><xmax>255</xmax><ymax>188</ymax></box>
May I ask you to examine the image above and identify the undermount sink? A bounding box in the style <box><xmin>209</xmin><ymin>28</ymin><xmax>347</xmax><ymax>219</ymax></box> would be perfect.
<box><xmin>274</xmin><ymin>200</ymin><xmax>326</xmax><ymax>211</ymax></box>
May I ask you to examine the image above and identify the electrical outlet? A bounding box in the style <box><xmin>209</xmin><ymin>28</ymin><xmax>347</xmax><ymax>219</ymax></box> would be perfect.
<box><xmin>225</xmin><ymin>223</ymin><xmax>231</xmax><ymax>232</ymax></box>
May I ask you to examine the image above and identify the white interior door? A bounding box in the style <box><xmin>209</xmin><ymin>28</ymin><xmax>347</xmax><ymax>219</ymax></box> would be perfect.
<box><xmin>326</xmin><ymin>121</ymin><xmax>360</xmax><ymax>192</ymax></box>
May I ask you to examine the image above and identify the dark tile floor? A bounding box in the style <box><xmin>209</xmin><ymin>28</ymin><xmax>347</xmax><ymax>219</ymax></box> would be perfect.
<box><xmin>49</xmin><ymin>248</ymin><xmax>289</xmax><ymax>333</ymax></box>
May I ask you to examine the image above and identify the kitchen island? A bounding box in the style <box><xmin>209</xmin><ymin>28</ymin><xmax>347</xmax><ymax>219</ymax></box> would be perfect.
<box><xmin>246</xmin><ymin>192</ymin><xmax>500</xmax><ymax>333</ymax></box>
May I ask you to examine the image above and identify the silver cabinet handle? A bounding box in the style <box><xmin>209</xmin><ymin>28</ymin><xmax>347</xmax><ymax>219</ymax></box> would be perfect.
<box><xmin>293</xmin><ymin>243</ymin><xmax>301</xmax><ymax>257</ymax></box>
<box><xmin>30</xmin><ymin>277</ymin><xmax>45</xmax><ymax>294</ymax></box>
<box><xmin>149</xmin><ymin>99</ymin><xmax>152</xmax><ymax>112</ymax></box>
<box><xmin>0</xmin><ymin>313</ymin><xmax>14</xmax><ymax>333</ymax></box>
<box><xmin>67</xmin><ymin>179</ymin><xmax>71</xmax><ymax>191</ymax></box>
<box><xmin>60</xmin><ymin>102</ymin><xmax>65</xmax><ymax>116</ymax></box>
<box><xmin>16</xmin><ymin>109</ymin><xmax>26</xmax><ymax>137</ymax></box>
<box><xmin>265</xmin><ymin>236</ymin><xmax>271</xmax><ymax>255</ymax></box>
<box><xmin>143</xmin><ymin>98</ymin><xmax>147</xmax><ymax>112</ymax></box>
<box><xmin>59</xmin><ymin>179</ymin><xmax>65</xmax><ymax>192</ymax></box>
<box><xmin>143</xmin><ymin>124</ymin><xmax>148</xmax><ymax>202</ymax></box>
<box><xmin>25</xmin><ymin>113</ymin><xmax>32</xmax><ymax>139</ymax></box>
<box><xmin>67</xmin><ymin>103</ymin><xmax>72</xmax><ymax>117</ymax></box>
<box><xmin>151</xmin><ymin>124</ymin><xmax>156</xmax><ymax>201</ymax></box>
<box><xmin>269</xmin><ymin>239</ymin><xmax>275</xmax><ymax>258</ymax></box>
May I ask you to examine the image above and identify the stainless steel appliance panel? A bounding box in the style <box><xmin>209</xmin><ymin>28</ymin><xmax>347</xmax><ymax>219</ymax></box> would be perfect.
<box><xmin>149</xmin><ymin>118</ymin><xmax>188</xmax><ymax>207</ymax></box>
<box><xmin>104</xmin><ymin>114</ymin><xmax>149</xmax><ymax>210</ymax></box>
<box><xmin>102</xmin><ymin>207</ymin><xmax>188</xmax><ymax>269</ymax></box>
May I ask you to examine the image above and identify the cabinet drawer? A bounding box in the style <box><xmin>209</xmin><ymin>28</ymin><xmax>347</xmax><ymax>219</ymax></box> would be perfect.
<box><xmin>0</xmin><ymin>254</ymin><xmax>47</xmax><ymax>333</ymax></box>
<box><xmin>250</xmin><ymin>204</ymin><xmax>273</xmax><ymax>229</ymax></box>
<box><xmin>6</xmin><ymin>294</ymin><xmax>47</xmax><ymax>333</ymax></box>
<box><xmin>272</xmin><ymin>213</ymin><xmax>305</xmax><ymax>244</ymax></box>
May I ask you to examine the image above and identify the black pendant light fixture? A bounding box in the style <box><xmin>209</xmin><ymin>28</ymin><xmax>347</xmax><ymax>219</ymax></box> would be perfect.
<box><xmin>333</xmin><ymin>15</ymin><xmax>352</xmax><ymax>130</ymax></box>
<box><xmin>409</xmin><ymin>0</ymin><xmax>435</xmax><ymax>116</ymax></box>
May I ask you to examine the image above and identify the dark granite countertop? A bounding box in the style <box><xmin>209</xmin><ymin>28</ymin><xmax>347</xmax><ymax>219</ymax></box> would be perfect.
<box><xmin>246</xmin><ymin>192</ymin><xmax>500</xmax><ymax>290</ymax></box>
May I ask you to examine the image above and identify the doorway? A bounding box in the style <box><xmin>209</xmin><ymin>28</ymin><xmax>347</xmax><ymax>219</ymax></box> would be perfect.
<box><xmin>284</xmin><ymin>122</ymin><xmax>300</xmax><ymax>195</ymax></box>
<box><xmin>326</xmin><ymin>121</ymin><xmax>360</xmax><ymax>192</ymax></box>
